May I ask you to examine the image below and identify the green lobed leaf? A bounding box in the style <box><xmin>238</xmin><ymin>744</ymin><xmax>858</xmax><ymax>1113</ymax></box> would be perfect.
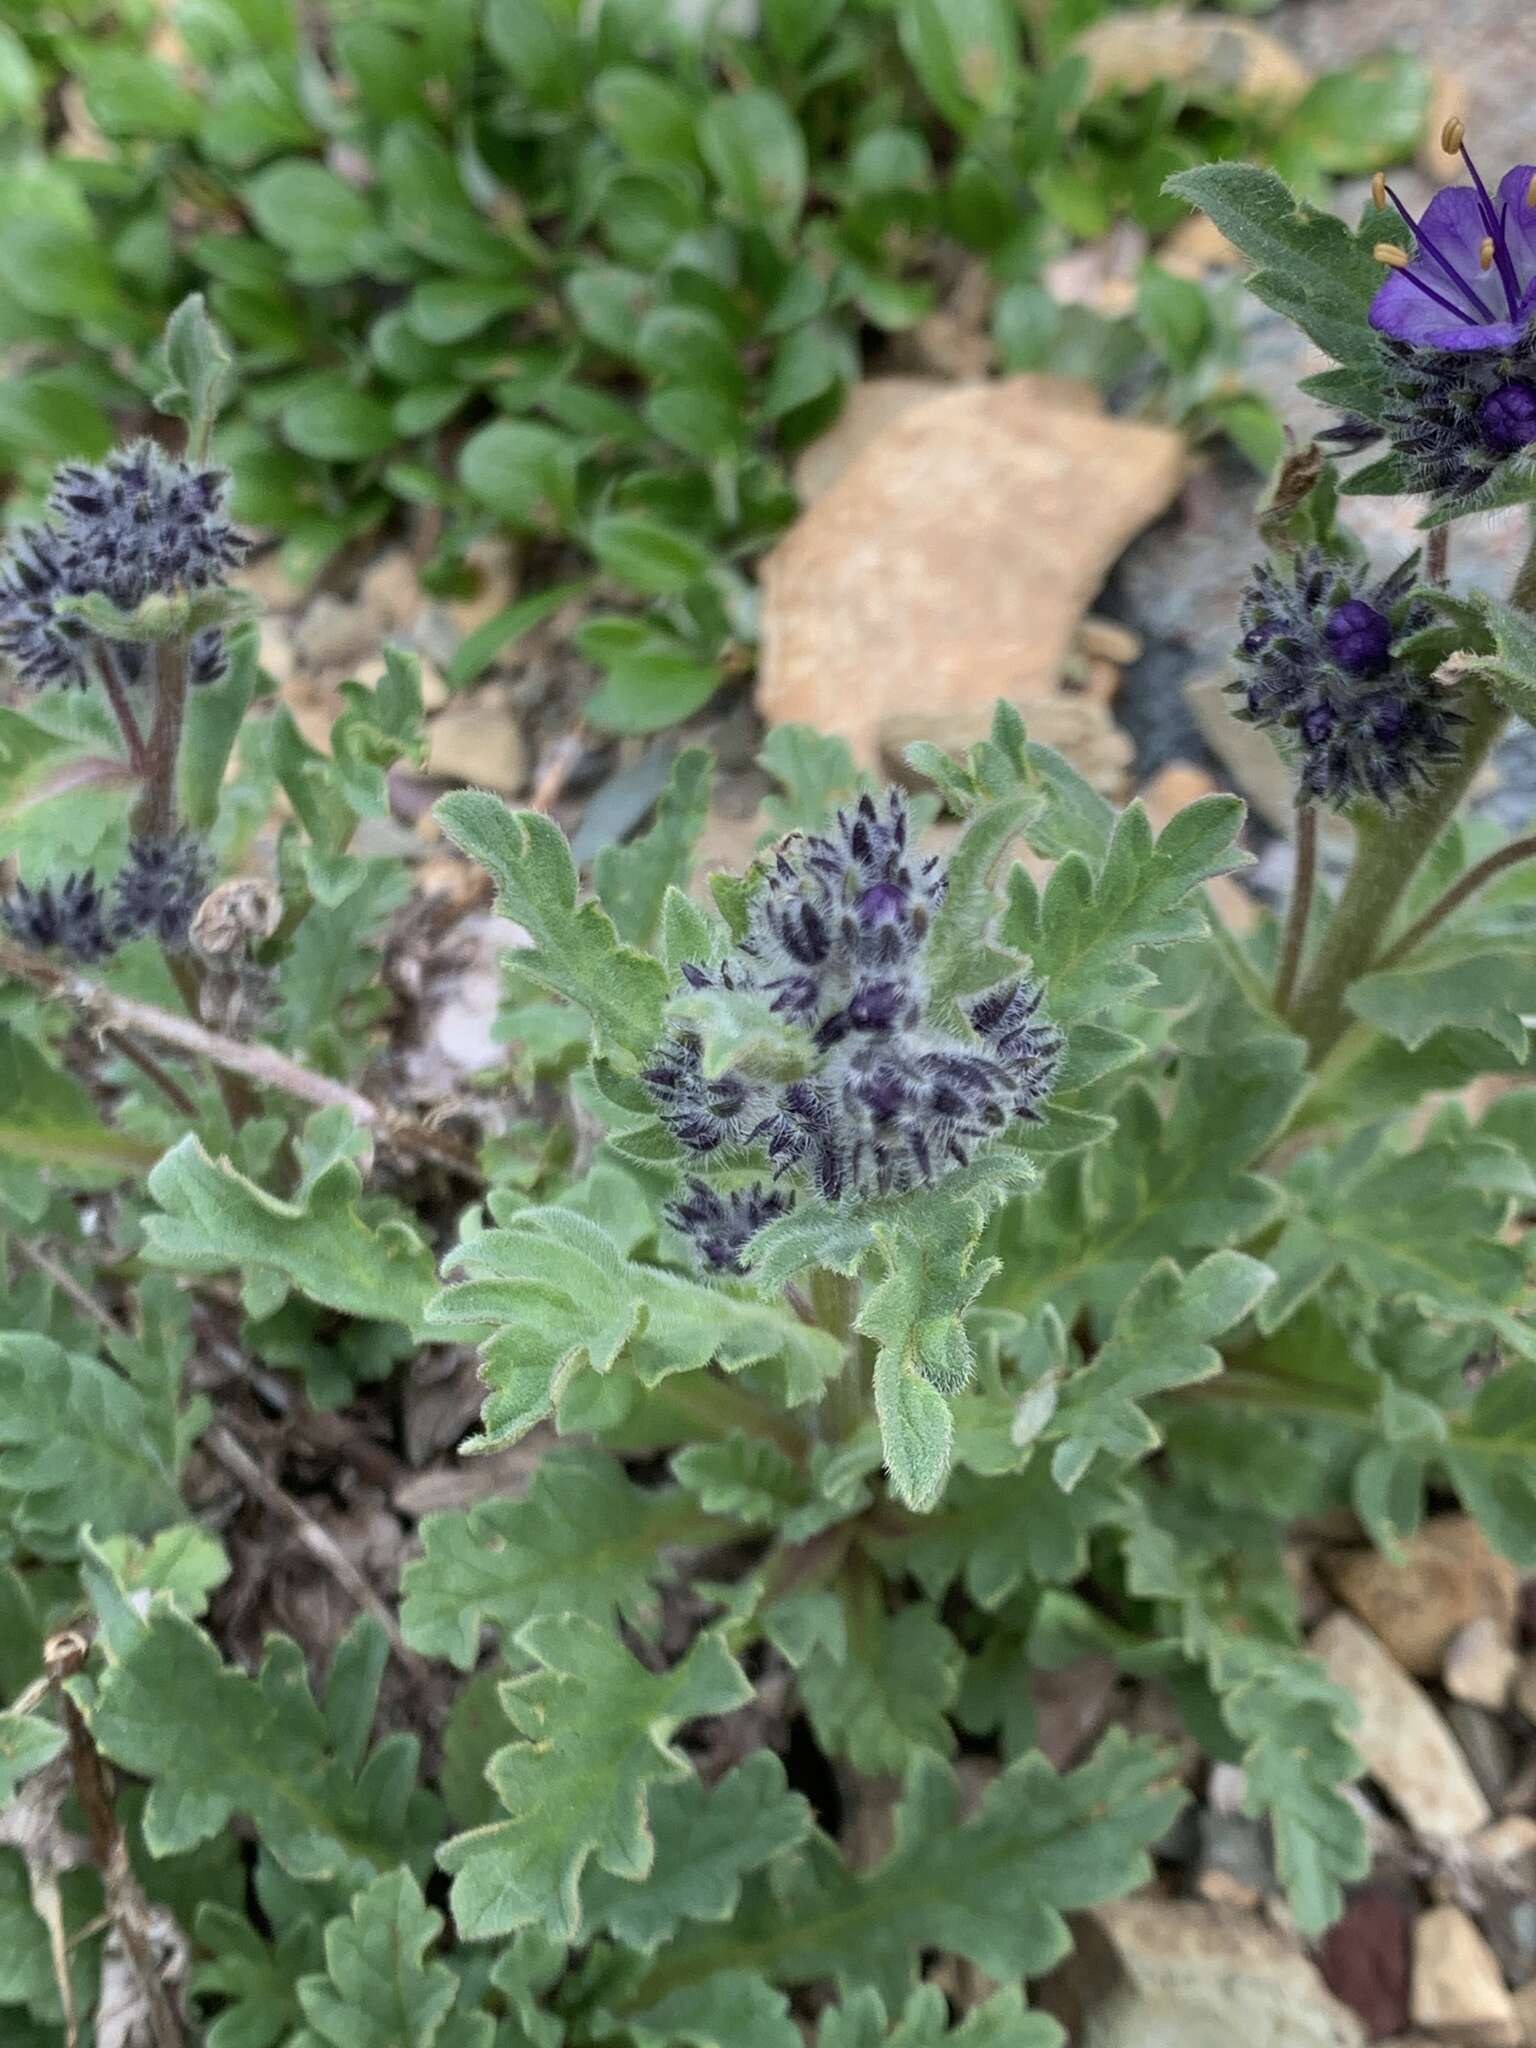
<box><xmin>0</xmin><ymin>1333</ymin><xmax>185</xmax><ymax>1545</ymax></box>
<box><xmin>142</xmin><ymin>1126</ymin><xmax>437</xmax><ymax>1333</ymax></box>
<box><xmin>1348</xmin><ymin>937</ymin><xmax>1536</xmax><ymax>1060</ymax></box>
<box><xmin>633</xmin><ymin>1732</ymin><xmax>1183</xmax><ymax>2011</ymax></box>
<box><xmin>438</xmin><ymin>1614</ymin><xmax>753</xmax><ymax>1941</ymax></box>
<box><xmin>400</xmin><ymin>1449</ymin><xmax>711</xmax><ymax>1668</ymax></box>
<box><xmin>430</xmin><ymin>1204</ymin><xmax>844</xmax><ymax>1448</ymax></box>
<box><xmin>436</xmin><ymin>791</ymin><xmax>668</xmax><ymax>1066</ymax></box>
<box><xmin>90</xmin><ymin>1609</ymin><xmax>434</xmax><ymax>1885</ymax></box>
<box><xmin>581</xmin><ymin>1752</ymin><xmax>813</xmax><ymax>1951</ymax></box>
<box><xmin>1048</xmin><ymin>1251</ymin><xmax>1275</xmax><ymax>1491</ymax></box>
<box><xmin>293</xmin><ymin>1869</ymin><xmax>458</xmax><ymax>2048</ymax></box>
<box><xmin>799</xmin><ymin>1585</ymin><xmax>962</xmax><ymax>1775</ymax></box>
<box><xmin>1000</xmin><ymin>794</ymin><xmax>1250</xmax><ymax>1027</ymax></box>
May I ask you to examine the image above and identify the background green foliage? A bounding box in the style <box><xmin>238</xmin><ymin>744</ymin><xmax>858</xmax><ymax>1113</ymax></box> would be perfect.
<box><xmin>0</xmin><ymin>0</ymin><xmax>1427</xmax><ymax>728</ymax></box>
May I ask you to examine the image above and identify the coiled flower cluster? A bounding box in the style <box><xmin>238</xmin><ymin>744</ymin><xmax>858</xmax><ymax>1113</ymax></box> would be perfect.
<box><xmin>1</xmin><ymin>833</ymin><xmax>213</xmax><ymax>965</ymax></box>
<box><xmin>0</xmin><ymin>442</ymin><xmax>244</xmax><ymax>693</ymax></box>
<box><xmin>1232</xmin><ymin>548</ymin><xmax>1463</xmax><ymax>808</ymax></box>
<box><xmin>647</xmin><ymin>791</ymin><xmax>1062</xmax><ymax>1271</ymax></box>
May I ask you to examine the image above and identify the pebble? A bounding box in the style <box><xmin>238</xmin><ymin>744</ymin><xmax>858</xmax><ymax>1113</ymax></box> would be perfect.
<box><xmin>1444</xmin><ymin>1617</ymin><xmax>1519</xmax><ymax>1711</ymax></box>
<box><xmin>1069</xmin><ymin>1896</ymin><xmax>1363</xmax><ymax>2048</ymax></box>
<box><xmin>1324</xmin><ymin>1518</ymin><xmax>1519</xmax><ymax>1680</ymax></box>
<box><xmin>1311</xmin><ymin>1613</ymin><xmax>1490</xmax><ymax>1839</ymax></box>
<box><xmin>1410</xmin><ymin>1906</ymin><xmax>1519</xmax><ymax>2047</ymax></box>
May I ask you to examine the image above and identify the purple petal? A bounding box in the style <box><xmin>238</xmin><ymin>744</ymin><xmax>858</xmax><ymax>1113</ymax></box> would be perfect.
<box><xmin>1417</xmin><ymin>185</ymin><xmax>1498</xmax><ymax>271</ymax></box>
<box><xmin>1369</xmin><ymin>270</ymin><xmax>1525</xmax><ymax>351</ymax></box>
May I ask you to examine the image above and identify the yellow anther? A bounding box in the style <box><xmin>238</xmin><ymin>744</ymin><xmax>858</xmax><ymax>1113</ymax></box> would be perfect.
<box><xmin>1371</xmin><ymin>170</ymin><xmax>1388</xmax><ymax>211</ymax></box>
<box><xmin>1480</xmin><ymin>235</ymin><xmax>1496</xmax><ymax>270</ymax></box>
<box><xmin>1374</xmin><ymin>242</ymin><xmax>1411</xmax><ymax>269</ymax></box>
<box><xmin>1527</xmin><ymin>171</ymin><xmax>1536</xmax><ymax>210</ymax></box>
<box><xmin>1441</xmin><ymin>115</ymin><xmax>1466</xmax><ymax>156</ymax></box>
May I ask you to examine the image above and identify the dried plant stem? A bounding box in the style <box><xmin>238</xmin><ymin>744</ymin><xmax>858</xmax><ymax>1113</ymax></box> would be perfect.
<box><xmin>1273</xmin><ymin>802</ymin><xmax>1317</xmax><ymax>1018</ymax></box>
<box><xmin>1373</xmin><ymin>832</ymin><xmax>1536</xmax><ymax>973</ymax></box>
<box><xmin>165</xmin><ymin>951</ymin><xmax>257</xmax><ymax>1130</ymax></box>
<box><xmin>0</xmin><ymin>941</ymin><xmax>480</xmax><ymax>1178</ymax></box>
<box><xmin>11</xmin><ymin>1238</ymin><xmax>121</xmax><ymax>1335</ymax></box>
<box><xmin>100</xmin><ymin>1025</ymin><xmax>200</xmax><ymax>1118</ymax></box>
<box><xmin>201</xmin><ymin>1421</ymin><xmax>432</xmax><ymax>1693</ymax></box>
<box><xmin>44</xmin><ymin>1634</ymin><xmax>185</xmax><ymax>2048</ymax></box>
<box><xmin>1426</xmin><ymin>522</ymin><xmax>1450</xmax><ymax>586</ymax></box>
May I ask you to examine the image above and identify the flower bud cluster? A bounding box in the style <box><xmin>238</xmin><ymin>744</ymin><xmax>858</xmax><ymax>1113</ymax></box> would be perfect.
<box><xmin>1232</xmin><ymin>548</ymin><xmax>1463</xmax><ymax>808</ymax></box>
<box><xmin>646</xmin><ymin>791</ymin><xmax>1062</xmax><ymax>1269</ymax></box>
<box><xmin>0</xmin><ymin>442</ymin><xmax>244</xmax><ymax>692</ymax></box>
<box><xmin>1</xmin><ymin>833</ymin><xmax>213</xmax><ymax>965</ymax></box>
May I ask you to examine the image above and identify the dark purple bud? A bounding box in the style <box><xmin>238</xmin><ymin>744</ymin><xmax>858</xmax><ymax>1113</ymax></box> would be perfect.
<box><xmin>1369</xmin><ymin>694</ymin><xmax>1410</xmax><ymax>743</ymax></box>
<box><xmin>111</xmin><ymin>834</ymin><xmax>214</xmax><ymax>951</ymax></box>
<box><xmin>2</xmin><ymin>870</ymin><xmax>113</xmax><ymax>962</ymax></box>
<box><xmin>855</xmin><ymin>880</ymin><xmax>907</xmax><ymax>925</ymax></box>
<box><xmin>1477</xmin><ymin>379</ymin><xmax>1536</xmax><ymax>455</ymax></box>
<box><xmin>1301</xmin><ymin>701</ymin><xmax>1336</xmax><ymax>745</ymax></box>
<box><xmin>848</xmin><ymin>979</ymin><xmax>904</xmax><ymax>1032</ymax></box>
<box><xmin>767</xmin><ymin>972</ymin><xmax>820</xmax><ymax>1017</ymax></box>
<box><xmin>680</xmin><ymin>960</ymin><xmax>713</xmax><ymax>989</ymax></box>
<box><xmin>1323</xmin><ymin>599</ymin><xmax>1394</xmax><ymax>677</ymax></box>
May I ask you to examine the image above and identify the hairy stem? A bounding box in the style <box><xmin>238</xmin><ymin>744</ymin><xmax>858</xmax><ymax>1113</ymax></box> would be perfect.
<box><xmin>1273</xmin><ymin>802</ymin><xmax>1317</xmax><ymax>1017</ymax></box>
<box><xmin>1372</xmin><ymin>831</ymin><xmax>1536</xmax><ymax>973</ymax></box>
<box><xmin>1287</xmin><ymin>689</ymin><xmax>1508</xmax><ymax>1063</ymax></box>
<box><xmin>92</xmin><ymin>649</ymin><xmax>147</xmax><ymax>774</ymax></box>
<box><xmin>131</xmin><ymin>635</ymin><xmax>189</xmax><ymax>842</ymax></box>
<box><xmin>100</xmin><ymin>1025</ymin><xmax>200</xmax><ymax>1118</ymax></box>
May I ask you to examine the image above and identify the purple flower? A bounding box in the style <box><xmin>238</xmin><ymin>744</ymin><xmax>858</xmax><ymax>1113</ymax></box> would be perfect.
<box><xmin>1477</xmin><ymin>378</ymin><xmax>1536</xmax><ymax>453</ymax></box>
<box><xmin>1370</xmin><ymin>153</ymin><xmax>1536</xmax><ymax>353</ymax></box>
<box><xmin>643</xmin><ymin>787</ymin><xmax>1062</xmax><ymax>1215</ymax></box>
<box><xmin>666</xmin><ymin>1178</ymin><xmax>790</xmax><ymax>1274</ymax></box>
<box><xmin>1231</xmin><ymin>547</ymin><xmax>1461</xmax><ymax>810</ymax></box>
<box><xmin>1</xmin><ymin>871</ymin><xmax>113</xmax><ymax>963</ymax></box>
<box><xmin>1322</xmin><ymin>599</ymin><xmax>1393</xmax><ymax>677</ymax></box>
<box><xmin>111</xmin><ymin>834</ymin><xmax>214</xmax><ymax>951</ymax></box>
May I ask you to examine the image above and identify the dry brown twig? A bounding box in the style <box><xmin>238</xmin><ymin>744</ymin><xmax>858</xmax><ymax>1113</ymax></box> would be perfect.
<box><xmin>44</xmin><ymin>1632</ymin><xmax>186</xmax><ymax>2048</ymax></box>
<box><xmin>0</xmin><ymin>939</ymin><xmax>481</xmax><ymax>1181</ymax></box>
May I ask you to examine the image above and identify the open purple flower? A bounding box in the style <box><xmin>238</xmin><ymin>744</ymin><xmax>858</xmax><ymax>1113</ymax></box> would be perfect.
<box><xmin>1370</xmin><ymin>147</ymin><xmax>1536</xmax><ymax>353</ymax></box>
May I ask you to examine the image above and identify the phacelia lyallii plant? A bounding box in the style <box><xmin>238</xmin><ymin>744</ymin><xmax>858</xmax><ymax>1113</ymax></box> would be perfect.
<box><xmin>8</xmin><ymin>127</ymin><xmax>1536</xmax><ymax>2048</ymax></box>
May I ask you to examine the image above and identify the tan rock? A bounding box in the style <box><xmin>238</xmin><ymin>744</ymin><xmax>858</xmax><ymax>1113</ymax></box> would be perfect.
<box><xmin>1072</xmin><ymin>6</ymin><xmax>1311</xmax><ymax>114</ymax></box>
<box><xmin>793</xmin><ymin>374</ymin><xmax>1098</xmax><ymax>506</ymax></box>
<box><xmin>426</xmin><ymin>685</ymin><xmax>527</xmax><ymax>793</ymax></box>
<box><xmin>443</xmin><ymin>535</ymin><xmax>521</xmax><ymax>639</ymax></box>
<box><xmin>1410</xmin><ymin>1906</ymin><xmax>1518</xmax><ymax>2045</ymax></box>
<box><xmin>1069</xmin><ymin>1897</ymin><xmax>1363</xmax><ymax>2048</ymax></box>
<box><xmin>357</xmin><ymin>548</ymin><xmax>422</xmax><ymax>634</ymax></box>
<box><xmin>292</xmin><ymin>594</ymin><xmax>378</xmax><ymax>679</ymax></box>
<box><xmin>1444</xmin><ymin>1617</ymin><xmax>1518</xmax><ymax>1710</ymax></box>
<box><xmin>1310</xmin><ymin>1612</ymin><xmax>1490</xmax><ymax>1838</ymax></box>
<box><xmin>793</xmin><ymin>378</ymin><xmax>954</xmax><ymax>504</ymax></box>
<box><xmin>1324</xmin><ymin>1517</ymin><xmax>1519</xmax><ymax>1679</ymax></box>
<box><xmin>760</xmin><ymin>376</ymin><xmax>1185</xmax><ymax>770</ymax></box>
<box><xmin>1158</xmin><ymin>212</ymin><xmax>1241</xmax><ymax>279</ymax></box>
<box><xmin>1077</xmin><ymin>616</ymin><xmax>1144</xmax><ymax>666</ymax></box>
<box><xmin>1471</xmin><ymin>1815</ymin><xmax>1536</xmax><ymax>1872</ymax></box>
